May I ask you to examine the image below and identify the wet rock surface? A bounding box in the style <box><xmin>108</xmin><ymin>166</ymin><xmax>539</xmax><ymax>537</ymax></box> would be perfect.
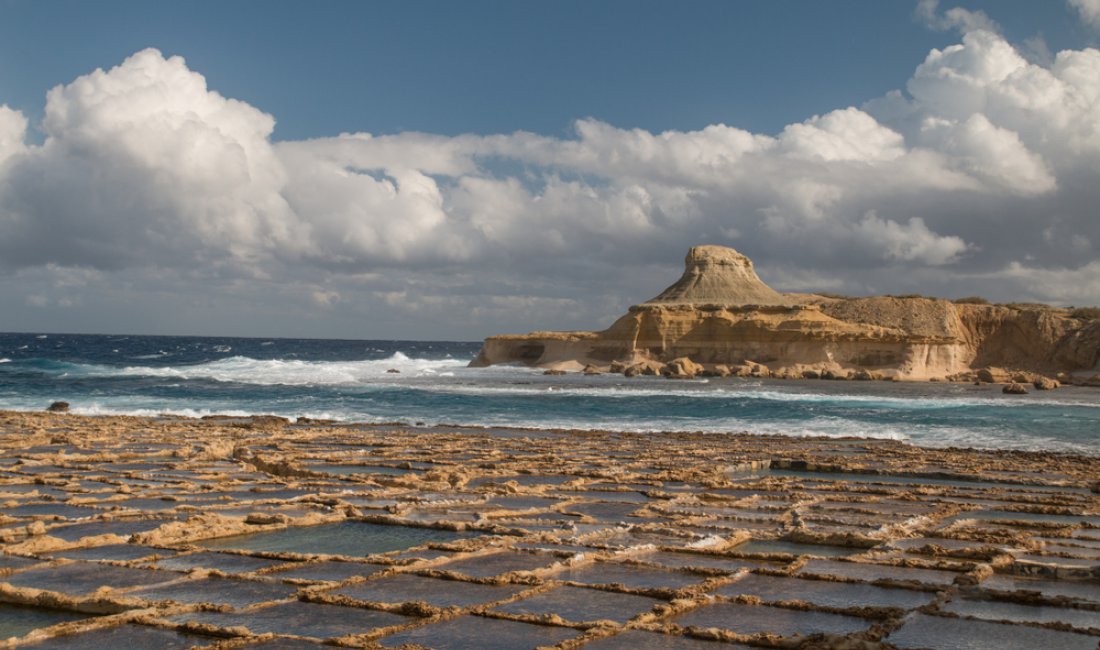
<box><xmin>0</xmin><ymin>410</ymin><xmax>1097</xmax><ymax>648</ymax></box>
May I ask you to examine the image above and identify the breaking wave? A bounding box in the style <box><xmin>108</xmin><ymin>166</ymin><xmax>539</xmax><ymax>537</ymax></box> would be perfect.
<box><xmin>53</xmin><ymin>353</ymin><xmax>470</xmax><ymax>386</ymax></box>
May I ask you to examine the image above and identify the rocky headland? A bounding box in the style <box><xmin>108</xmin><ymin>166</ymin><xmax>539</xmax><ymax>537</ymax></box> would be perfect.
<box><xmin>471</xmin><ymin>245</ymin><xmax>1100</xmax><ymax>385</ymax></box>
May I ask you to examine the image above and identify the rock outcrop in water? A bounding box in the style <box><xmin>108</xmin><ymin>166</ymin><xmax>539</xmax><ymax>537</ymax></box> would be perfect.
<box><xmin>470</xmin><ymin>245</ymin><xmax>1100</xmax><ymax>382</ymax></box>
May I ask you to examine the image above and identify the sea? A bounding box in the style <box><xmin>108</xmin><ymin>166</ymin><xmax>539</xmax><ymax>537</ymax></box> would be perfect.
<box><xmin>1</xmin><ymin>332</ymin><xmax>1098</xmax><ymax>455</ymax></box>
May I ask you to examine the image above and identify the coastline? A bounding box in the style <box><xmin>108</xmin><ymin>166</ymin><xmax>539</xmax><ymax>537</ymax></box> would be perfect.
<box><xmin>4</xmin><ymin>331</ymin><xmax>1099</xmax><ymax>455</ymax></box>
<box><xmin>1</xmin><ymin>410</ymin><xmax>1097</xmax><ymax>647</ymax></box>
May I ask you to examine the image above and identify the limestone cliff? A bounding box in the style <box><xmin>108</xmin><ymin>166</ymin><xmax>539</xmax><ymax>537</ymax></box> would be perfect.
<box><xmin>470</xmin><ymin>246</ymin><xmax>1100</xmax><ymax>382</ymax></box>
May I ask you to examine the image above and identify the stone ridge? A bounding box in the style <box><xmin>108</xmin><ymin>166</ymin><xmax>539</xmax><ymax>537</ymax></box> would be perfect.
<box><xmin>644</xmin><ymin>245</ymin><xmax>794</xmax><ymax>307</ymax></box>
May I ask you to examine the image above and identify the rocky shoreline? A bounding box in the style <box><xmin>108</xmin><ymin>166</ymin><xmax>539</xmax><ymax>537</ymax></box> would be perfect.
<box><xmin>549</xmin><ymin>356</ymin><xmax>1098</xmax><ymax>393</ymax></box>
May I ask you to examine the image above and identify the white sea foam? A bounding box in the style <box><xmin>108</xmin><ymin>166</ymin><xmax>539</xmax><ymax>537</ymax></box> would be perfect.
<box><xmin>131</xmin><ymin>351</ymin><xmax>171</xmax><ymax>360</ymax></box>
<box><xmin>0</xmin><ymin>358</ymin><xmax>10</xmax><ymax>364</ymax></box>
<box><xmin>72</xmin><ymin>353</ymin><xmax>470</xmax><ymax>386</ymax></box>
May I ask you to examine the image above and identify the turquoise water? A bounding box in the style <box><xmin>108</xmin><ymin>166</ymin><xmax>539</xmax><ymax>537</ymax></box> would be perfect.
<box><xmin>1</xmin><ymin>332</ymin><xmax>1098</xmax><ymax>454</ymax></box>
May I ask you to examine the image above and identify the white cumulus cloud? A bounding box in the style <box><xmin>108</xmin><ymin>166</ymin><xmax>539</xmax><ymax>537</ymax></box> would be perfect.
<box><xmin>1069</xmin><ymin>0</ymin><xmax>1100</xmax><ymax>30</ymax></box>
<box><xmin>1</xmin><ymin>24</ymin><xmax>1100</xmax><ymax>338</ymax></box>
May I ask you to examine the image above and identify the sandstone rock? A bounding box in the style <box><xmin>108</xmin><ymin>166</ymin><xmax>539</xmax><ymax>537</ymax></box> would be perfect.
<box><xmin>731</xmin><ymin>364</ymin><xmax>754</xmax><ymax>377</ymax></box>
<box><xmin>1084</xmin><ymin>374</ymin><xmax>1100</xmax><ymax>387</ymax></box>
<box><xmin>1003</xmin><ymin>382</ymin><xmax>1029</xmax><ymax>395</ymax></box>
<box><xmin>46</xmin><ymin>401</ymin><xmax>69</xmax><ymax>413</ymax></box>
<box><xmin>582</xmin><ymin>364</ymin><xmax>603</xmax><ymax>375</ymax></box>
<box><xmin>743</xmin><ymin>360</ymin><xmax>769</xmax><ymax>375</ymax></box>
<box><xmin>802</xmin><ymin>370</ymin><xmax>820</xmax><ymax>379</ymax></box>
<box><xmin>1056</xmin><ymin>372</ymin><xmax>1072</xmax><ymax>384</ymax></box>
<box><xmin>663</xmin><ymin>357</ymin><xmax>703</xmax><ymax>379</ymax></box>
<box><xmin>1011</xmin><ymin>372</ymin><xmax>1031</xmax><ymax>383</ymax></box>
<box><xmin>469</xmin><ymin>245</ymin><xmax>1100</xmax><ymax>381</ymax></box>
<box><xmin>978</xmin><ymin>367</ymin><xmax>1011</xmax><ymax>384</ymax></box>
<box><xmin>852</xmin><ymin>369</ymin><xmax>875</xmax><ymax>381</ymax></box>
<box><xmin>543</xmin><ymin>369</ymin><xmax>567</xmax><ymax>376</ymax></box>
<box><xmin>821</xmin><ymin>370</ymin><xmax>839</xmax><ymax>380</ymax></box>
<box><xmin>624</xmin><ymin>360</ymin><xmax>664</xmax><ymax>377</ymax></box>
<box><xmin>701</xmin><ymin>365</ymin><xmax>732</xmax><ymax>377</ymax></box>
<box><xmin>1033</xmin><ymin>376</ymin><xmax>1059</xmax><ymax>390</ymax></box>
<box><xmin>609</xmin><ymin>360</ymin><xmax>628</xmax><ymax>374</ymax></box>
<box><xmin>645</xmin><ymin>245</ymin><xmax>794</xmax><ymax>307</ymax></box>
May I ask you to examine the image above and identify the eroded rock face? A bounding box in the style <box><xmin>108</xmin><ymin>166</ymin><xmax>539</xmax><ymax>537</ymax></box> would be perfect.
<box><xmin>470</xmin><ymin>246</ymin><xmax>1100</xmax><ymax>381</ymax></box>
<box><xmin>645</xmin><ymin>245</ymin><xmax>794</xmax><ymax>307</ymax></box>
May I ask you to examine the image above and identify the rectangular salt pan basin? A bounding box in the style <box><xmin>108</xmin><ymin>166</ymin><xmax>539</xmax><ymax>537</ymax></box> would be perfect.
<box><xmin>732</xmin><ymin>540</ymin><xmax>865</xmax><ymax>557</ymax></box>
<box><xmin>942</xmin><ymin>597</ymin><xmax>1100</xmax><ymax>631</ymax></box>
<box><xmin>0</xmin><ymin>554</ymin><xmax>39</xmax><ymax>572</ymax></box>
<box><xmin>484</xmin><ymin>495</ymin><xmax>562</xmax><ymax>510</ymax></box>
<box><xmin>718</xmin><ymin>574</ymin><xmax>936</xmax><ymax>610</ymax></box>
<box><xmin>170</xmin><ymin>600</ymin><xmax>409</xmax><ymax>639</ymax></box>
<box><xmin>4</xmin><ymin>503</ymin><xmax>101</xmax><ymax>519</ymax></box>
<box><xmin>580</xmin><ymin>629</ymin><xmax>756</xmax><ymax>649</ymax></box>
<box><xmin>302</xmin><ymin>464</ymin><xmax>417</xmax><ymax>476</ymax></box>
<box><xmin>197</xmin><ymin>521</ymin><xmax>476</xmax><ymax>556</ymax></box>
<box><xmin>152</xmin><ymin>551</ymin><xmax>293</xmax><ymax>574</ymax></box>
<box><xmin>130</xmin><ymin>575</ymin><xmax>298</xmax><ymax>608</ymax></box>
<box><xmin>762</xmin><ymin>469</ymin><xmax>1085</xmax><ymax>493</ymax></box>
<box><xmin>565</xmin><ymin>502</ymin><xmax>647</xmax><ymax>522</ymax></box>
<box><xmin>434</xmin><ymin>551</ymin><xmax>563</xmax><ymax>578</ymax></box>
<box><xmin>493</xmin><ymin>584</ymin><xmax>663</xmax><ymax>624</ymax></box>
<box><xmin>378</xmin><ymin>615</ymin><xmax>580</xmax><ymax>649</ymax></box>
<box><xmin>3</xmin><ymin>562</ymin><xmax>176</xmax><ymax>596</ymax></box>
<box><xmin>46</xmin><ymin>518</ymin><xmax>171</xmax><ymax>542</ymax></box>
<box><xmin>551</xmin><ymin>561</ymin><xmax>706</xmax><ymax>590</ymax></box>
<box><xmin>631</xmin><ymin>550</ymin><xmax>782</xmax><ymax>573</ymax></box>
<box><xmin>17</xmin><ymin>624</ymin><xmax>215</xmax><ymax>649</ymax></box>
<box><xmin>981</xmin><ymin>574</ymin><xmax>1100</xmax><ymax>603</ymax></box>
<box><xmin>270</xmin><ymin>560</ymin><xmax>387</xmax><ymax>583</ymax></box>
<box><xmin>334</xmin><ymin>573</ymin><xmax>528</xmax><ymax>608</ymax></box>
<box><xmin>47</xmin><ymin>544</ymin><xmax>170</xmax><ymax>562</ymax></box>
<box><xmin>945</xmin><ymin>510</ymin><xmax>1100</xmax><ymax>527</ymax></box>
<box><xmin>887</xmin><ymin>612</ymin><xmax>1100</xmax><ymax>650</ymax></box>
<box><xmin>798</xmin><ymin>559</ymin><xmax>960</xmax><ymax>586</ymax></box>
<box><xmin>0</xmin><ymin>603</ymin><xmax>89</xmax><ymax>641</ymax></box>
<box><xmin>673</xmin><ymin>602</ymin><xmax>870</xmax><ymax>637</ymax></box>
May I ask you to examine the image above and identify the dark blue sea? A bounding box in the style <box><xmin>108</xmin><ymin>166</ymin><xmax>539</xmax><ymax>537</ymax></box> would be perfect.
<box><xmin>1</xmin><ymin>332</ymin><xmax>1098</xmax><ymax>455</ymax></box>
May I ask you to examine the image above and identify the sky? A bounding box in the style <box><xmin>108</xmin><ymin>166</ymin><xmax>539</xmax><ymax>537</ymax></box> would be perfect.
<box><xmin>1</xmin><ymin>0</ymin><xmax>1099</xmax><ymax>340</ymax></box>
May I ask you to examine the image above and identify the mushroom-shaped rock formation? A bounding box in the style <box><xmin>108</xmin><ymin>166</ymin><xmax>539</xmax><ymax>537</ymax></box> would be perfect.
<box><xmin>644</xmin><ymin>245</ymin><xmax>793</xmax><ymax>307</ymax></box>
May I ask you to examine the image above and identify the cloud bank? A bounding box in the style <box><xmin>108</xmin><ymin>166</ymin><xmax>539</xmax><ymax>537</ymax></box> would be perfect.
<box><xmin>1</xmin><ymin>15</ymin><xmax>1100</xmax><ymax>338</ymax></box>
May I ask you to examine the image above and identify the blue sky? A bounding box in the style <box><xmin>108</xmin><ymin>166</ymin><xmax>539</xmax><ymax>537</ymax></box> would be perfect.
<box><xmin>0</xmin><ymin>1</ymin><xmax>1099</xmax><ymax>339</ymax></box>
<box><xmin>1</xmin><ymin>0</ymin><xmax>1090</xmax><ymax>140</ymax></box>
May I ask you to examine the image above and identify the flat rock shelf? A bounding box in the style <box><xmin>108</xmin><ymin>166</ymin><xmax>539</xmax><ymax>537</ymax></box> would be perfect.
<box><xmin>0</xmin><ymin>410</ymin><xmax>1098</xmax><ymax>649</ymax></box>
